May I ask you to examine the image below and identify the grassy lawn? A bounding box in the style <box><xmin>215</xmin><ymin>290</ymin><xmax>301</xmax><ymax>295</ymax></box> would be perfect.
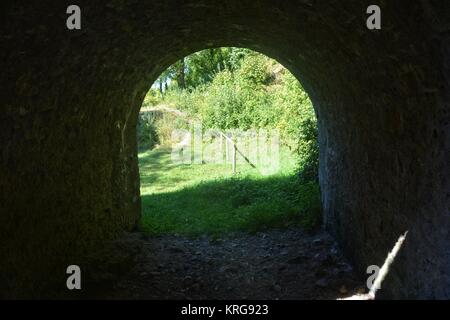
<box><xmin>139</xmin><ymin>146</ymin><xmax>321</xmax><ymax>237</ymax></box>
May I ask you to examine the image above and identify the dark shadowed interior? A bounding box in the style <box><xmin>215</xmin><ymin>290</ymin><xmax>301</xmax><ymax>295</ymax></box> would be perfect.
<box><xmin>0</xmin><ymin>1</ymin><xmax>449</xmax><ymax>298</ymax></box>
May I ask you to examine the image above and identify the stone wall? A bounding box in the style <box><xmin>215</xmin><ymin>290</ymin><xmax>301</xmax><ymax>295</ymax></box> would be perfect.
<box><xmin>0</xmin><ymin>0</ymin><xmax>448</xmax><ymax>298</ymax></box>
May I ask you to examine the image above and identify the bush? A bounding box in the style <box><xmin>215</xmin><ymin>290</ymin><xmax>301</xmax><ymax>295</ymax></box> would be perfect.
<box><xmin>137</xmin><ymin>112</ymin><xmax>159</xmax><ymax>150</ymax></box>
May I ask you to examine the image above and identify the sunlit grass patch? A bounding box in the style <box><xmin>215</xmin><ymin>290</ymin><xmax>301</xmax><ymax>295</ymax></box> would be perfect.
<box><xmin>139</xmin><ymin>146</ymin><xmax>321</xmax><ymax>237</ymax></box>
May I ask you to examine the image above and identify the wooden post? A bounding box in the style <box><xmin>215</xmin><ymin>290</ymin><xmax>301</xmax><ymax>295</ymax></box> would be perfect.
<box><xmin>232</xmin><ymin>142</ymin><xmax>237</xmax><ymax>175</ymax></box>
<box><xmin>220</xmin><ymin>133</ymin><xmax>224</xmax><ymax>164</ymax></box>
<box><xmin>219</xmin><ymin>131</ymin><xmax>256</xmax><ymax>173</ymax></box>
<box><xmin>225</xmin><ymin>137</ymin><xmax>229</xmax><ymax>163</ymax></box>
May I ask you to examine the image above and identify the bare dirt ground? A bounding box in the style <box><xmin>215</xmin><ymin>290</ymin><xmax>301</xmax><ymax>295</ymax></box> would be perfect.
<box><xmin>85</xmin><ymin>228</ymin><xmax>366</xmax><ymax>300</ymax></box>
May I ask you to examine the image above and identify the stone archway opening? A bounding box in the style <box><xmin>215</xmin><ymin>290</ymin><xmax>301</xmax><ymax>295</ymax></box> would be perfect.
<box><xmin>1</xmin><ymin>1</ymin><xmax>448</xmax><ymax>299</ymax></box>
<box><xmin>137</xmin><ymin>47</ymin><xmax>321</xmax><ymax>236</ymax></box>
<box><xmin>112</xmin><ymin>48</ymin><xmax>367</xmax><ymax>300</ymax></box>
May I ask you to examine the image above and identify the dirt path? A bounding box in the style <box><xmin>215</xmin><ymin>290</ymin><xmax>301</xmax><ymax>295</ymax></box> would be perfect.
<box><xmin>86</xmin><ymin>228</ymin><xmax>366</xmax><ymax>300</ymax></box>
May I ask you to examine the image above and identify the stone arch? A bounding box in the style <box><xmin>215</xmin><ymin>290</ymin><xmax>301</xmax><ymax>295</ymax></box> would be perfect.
<box><xmin>0</xmin><ymin>1</ymin><xmax>448</xmax><ymax>298</ymax></box>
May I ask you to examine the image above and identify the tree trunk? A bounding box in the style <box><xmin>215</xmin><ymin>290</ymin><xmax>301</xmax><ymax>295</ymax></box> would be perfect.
<box><xmin>177</xmin><ymin>57</ymin><xmax>186</xmax><ymax>89</ymax></box>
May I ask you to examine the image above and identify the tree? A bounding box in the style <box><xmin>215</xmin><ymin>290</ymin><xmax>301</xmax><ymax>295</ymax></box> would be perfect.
<box><xmin>156</xmin><ymin>68</ymin><xmax>172</xmax><ymax>95</ymax></box>
<box><xmin>175</xmin><ymin>57</ymin><xmax>186</xmax><ymax>89</ymax></box>
<box><xmin>184</xmin><ymin>48</ymin><xmax>251</xmax><ymax>89</ymax></box>
<box><xmin>154</xmin><ymin>48</ymin><xmax>252</xmax><ymax>91</ymax></box>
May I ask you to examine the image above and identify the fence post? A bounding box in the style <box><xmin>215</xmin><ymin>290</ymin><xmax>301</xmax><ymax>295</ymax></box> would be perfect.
<box><xmin>225</xmin><ymin>136</ymin><xmax>229</xmax><ymax>163</ymax></box>
<box><xmin>232</xmin><ymin>141</ymin><xmax>237</xmax><ymax>175</ymax></box>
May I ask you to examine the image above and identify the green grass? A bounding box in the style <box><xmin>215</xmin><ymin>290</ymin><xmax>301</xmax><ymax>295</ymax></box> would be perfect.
<box><xmin>139</xmin><ymin>146</ymin><xmax>321</xmax><ymax>237</ymax></box>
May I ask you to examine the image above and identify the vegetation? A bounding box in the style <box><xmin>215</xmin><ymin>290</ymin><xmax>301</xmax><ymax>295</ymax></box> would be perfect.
<box><xmin>139</xmin><ymin>147</ymin><xmax>321</xmax><ymax>237</ymax></box>
<box><xmin>138</xmin><ymin>48</ymin><xmax>321</xmax><ymax>237</ymax></box>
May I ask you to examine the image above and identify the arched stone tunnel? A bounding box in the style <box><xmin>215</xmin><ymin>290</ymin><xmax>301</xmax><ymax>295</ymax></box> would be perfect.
<box><xmin>0</xmin><ymin>1</ymin><xmax>449</xmax><ymax>299</ymax></box>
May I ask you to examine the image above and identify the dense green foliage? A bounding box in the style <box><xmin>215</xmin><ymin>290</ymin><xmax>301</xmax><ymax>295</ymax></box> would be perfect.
<box><xmin>155</xmin><ymin>48</ymin><xmax>252</xmax><ymax>90</ymax></box>
<box><xmin>142</xmin><ymin>49</ymin><xmax>318</xmax><ymax>179</ymax></box>
<box><xmin>137</xmin><ymin>112</ymin><xmax>159</xmax><ymax>150</ymax></box>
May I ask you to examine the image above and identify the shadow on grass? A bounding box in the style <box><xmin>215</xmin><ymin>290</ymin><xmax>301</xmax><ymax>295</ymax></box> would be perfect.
<box><xmin>140</xmin><ymin>174</ymin><xmax>322</xmax><ymax>238</ymax></box>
